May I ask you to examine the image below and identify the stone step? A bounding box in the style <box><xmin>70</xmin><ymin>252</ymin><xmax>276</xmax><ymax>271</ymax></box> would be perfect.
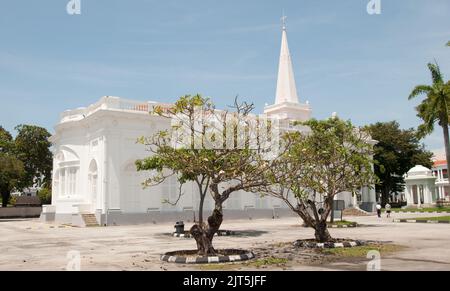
<box><xmin>343</xmin><ymin>207</ymin><xmax>371</xmax><ymax>217</ymax></box>
<box><xmin>81</xmin><ymin>214</ymin><xmax>99</xmax><ymax>227</ymax></box>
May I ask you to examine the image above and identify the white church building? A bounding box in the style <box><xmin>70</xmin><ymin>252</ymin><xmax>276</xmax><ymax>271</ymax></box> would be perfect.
<box><xmin>41</xmin><ymin>20</ymin><xmax>376</xmax><ymax>226</ymax></box>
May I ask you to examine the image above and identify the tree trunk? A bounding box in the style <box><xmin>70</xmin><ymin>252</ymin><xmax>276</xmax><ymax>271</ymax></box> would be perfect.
<box><xmin>190</xmin><ymin>224</ymin><xmax>216</xmax><ymax>255</ymax></box>
<box><xmin>442</xmin><ymin>124</ymin><xmax>450</xmax><ymax>189</ymax></box>
<box><xmin>382</xmin><ymin>184</ymin><xmax>390</xmax><ymax>206</ymax></box>
<box><xmin>195</xmin><ymin>177</ymin><xmax>209</xmax><ymax>225</ymax></box>
<box><xmin>1</xmin><ymin>190</ymin><xmax>10</xmax><ymax>208</ymax></box>
<box><xmin>190</xmin><ymin>206</ymin><xmax>223</xmax><ymax>256</ymax></box>
<box><xmin>314</xmin><ymin>220</ymin><xmax>333</xmax><ymax>243</ymax></box>
<box><xmin>294</xmin><ymin>203</ymin><xmax>334</xmax><ymax>243</ymax></box>
<box><xmin>198</xmin><ymin>194</ymin><xmax>205</xmax><ymax>225</ymax></box>
<box><xmin>330</xmin><ymin>199</ymin><xmax>335</xmax><ymax>223</ymax></box>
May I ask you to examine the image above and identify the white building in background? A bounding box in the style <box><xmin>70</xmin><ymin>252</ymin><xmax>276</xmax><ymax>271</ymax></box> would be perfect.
<box><xmin>404</xmin><ymin>160</ymin><xmax>450</xmax><ymax>207</ymax></box>
<box><xmin>41</xmin><ymin>19</ymin><xmax>376</xmax><ymax>226</ymax></box>
<box><xmin>431</xmin><ymin>159</ymin><xmax>450</xmax><ymax>200</ymax></box>
<box><xmin>404</xmin><ymin>165</ymin><xmax>437</xmax><ymax>207</ymax></box>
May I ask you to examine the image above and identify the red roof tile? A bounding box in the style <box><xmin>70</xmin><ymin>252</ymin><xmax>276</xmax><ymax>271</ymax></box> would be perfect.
<box><xmin>434</xmin><ymin>160</ymin><xmax>447</xmax><ymax>167</ymax></box>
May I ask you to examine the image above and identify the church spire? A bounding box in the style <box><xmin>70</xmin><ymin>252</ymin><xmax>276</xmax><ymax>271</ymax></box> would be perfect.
<box><xmin>275</xmin><ymin>15</ymin><xmax>299</xmax><ymax>104</ymax></box>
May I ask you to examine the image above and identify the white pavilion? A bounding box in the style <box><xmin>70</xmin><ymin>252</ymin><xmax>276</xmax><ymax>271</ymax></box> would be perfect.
<box><xmin>404</xmin><ymin>165</ymin><xmax>437</xmax><ymax>207</ymax></box>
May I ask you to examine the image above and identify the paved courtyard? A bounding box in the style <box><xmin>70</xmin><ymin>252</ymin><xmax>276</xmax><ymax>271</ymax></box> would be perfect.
<box><xmin>1</xmin><ymin>212</ymin><xmax>450</xmax><ymax>271</ymax></box>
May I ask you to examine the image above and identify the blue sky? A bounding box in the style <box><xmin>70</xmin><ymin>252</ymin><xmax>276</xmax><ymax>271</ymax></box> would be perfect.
<box><xmin>0</xmin><ymin>0</ymin><xmax>449</xmax><ymax>150</ymax></box>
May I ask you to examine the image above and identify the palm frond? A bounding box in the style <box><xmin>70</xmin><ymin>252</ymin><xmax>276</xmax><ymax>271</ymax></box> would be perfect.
<box><xmin>417</xmin><ymin>123</ymin><xmax>434</xmax><ymax>138</ymax></box>
<box><xmin>409</xmin><ymin>61</ymin><xmax>450</xmax><ymax>138</ymax></box>
<box><xmin>415</xmin><ymin>100</ymin><xmax>437</xmax><ymax>137</ymax></box>
<box><xmin>428</xmin><ymin>62</ymin><xmax>444</xmax><ymax>85</ymax></box>
<box><xmin>408</xmin><ymin>85</ymin><xmax>432</xmax><ymax>100</ymax></box>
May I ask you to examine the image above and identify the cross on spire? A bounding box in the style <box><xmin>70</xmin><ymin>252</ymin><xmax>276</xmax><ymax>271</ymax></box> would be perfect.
<box><xmin>281</xmin><ymin>14</ymin><xmax>287</xmax><ymax>30</ymax></box>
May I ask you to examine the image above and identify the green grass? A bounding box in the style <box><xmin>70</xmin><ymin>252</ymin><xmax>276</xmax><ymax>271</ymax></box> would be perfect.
<box><xmin>251</xmin><ymin>257</ymin><xmax>288</xmax><ymax>267</ymax></box>
<box><xmin>198</xmin><ymin>257</ymin><xmax>288</xmax><ymax>270</ymax></box>
<box><xmin>269</xmin><ymin>242</ymin><xmax>292</xmax><ymax>248</ymax></box>
<box><xmin>327</xmin><ymin>220</ymin><xmax>357</xmax><ymax>226</ymax></box>
<box><xmin>384</xmin><ymin>207</ymin><xmax>450</xmax><ymax>213</ymax></box>
<box><xmin>199</xmin><ymin>263</ymin><xmax>242</xmax><ymax>271</ymax></box>
<box><xmin>409</xmin><ymin>216</ymin><xmax>450</xmax><ymax>221</ymax></box>
<box><xmin>321</xmin><ymin>244</ymin><xmax>405</xmax><ymax>257</ymax></box>
<box><xmin>198</xmin><ymin>244</ymin><xmax>405</xmax><ymax>270</ymax></box>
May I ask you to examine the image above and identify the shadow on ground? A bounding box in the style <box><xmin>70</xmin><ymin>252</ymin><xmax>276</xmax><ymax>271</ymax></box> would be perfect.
<box><xmin>234</xmin><ymin>230</ymin><xmax>268</xmax><ymax>237</ymax></box>
<box><xmin>156</xmin><ymin>230</ymin><xmax>269</xmax><ymax>238</ymax></box>
<box><xmin>0</xmin><ymin>219</ymin><xmax>29</xmax><ymax>223</ymax></box>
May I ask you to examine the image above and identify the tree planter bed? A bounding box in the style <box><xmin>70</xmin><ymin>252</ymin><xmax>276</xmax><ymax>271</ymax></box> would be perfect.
<box><xmin>392</xmin><ymin>211</ymin><xmax>450</xmax><ymax>214</ymax></box>
<box><xmin>328</xmin><ymin>223</ymin><xmax>359</xmax><ymax>228</ymax></box>
<box><xmin>394</xmin><ymin>219</ymin><xmax>450</xmax><ymax>224</ymax></box>
<box><xmin>172</xmin><ymin>230</ymin><xmax>236</xmax><ymax>238</ymax></box>
<box><xmin>161</xmin><ymin>249</ymin><xmax>255</xmax><ymax>264</ymax></box>
<box><xmin>301</xmin><ymin>222</ymin><xmax>359</xmax><ymax>229</ymax></box>
<box><xmin>293</xmin><ymin>239</ymin><xmax>365</xmax><ymax>249</ymax></box>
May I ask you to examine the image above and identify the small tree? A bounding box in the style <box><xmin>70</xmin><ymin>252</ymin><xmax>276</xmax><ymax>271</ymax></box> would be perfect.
<box><xmin>0</xmin><ymin>153</ymin><xmax>24</xmax><ymax>207</ymax></box>
<box><xmin>260</xmin><ymin>118</ymin><xmax>377</xmax><ymax>242</ymax></box>
<box><xmin>0</xmin><ymin>126</ymin><xmax>24</xmax><ymax>207</ymax></box>
<box><xmin>14</xmin><ymin>125</ymin><xmax>53</xmax><ymax>190</ymax></box>
<box><xmin>0</xmin><ymin>126</ymin><xmax>13</xmax><ymax>153</ymax></box>
<box><xmin>137</xmin><ymin>95</ymin><xmax>279</xmax><ymax>255</ymax></box>
<box><xmin>38</xmin><ymin>187</ymin><xmax>52</xmax><ymax>205</ymax></box>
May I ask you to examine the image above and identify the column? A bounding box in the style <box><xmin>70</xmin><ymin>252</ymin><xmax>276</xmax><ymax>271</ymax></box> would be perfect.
<box><xmin>108</xmin><ymin>134</ymin><xmax>121</xmax><ymax>210</ymax></box>
<box><xmin>405</xmin><ymin>185</ymin><xmax>410</xmax><ymax>205</ymax></box>
<box><xmin>102</xmin><ymin>134</ymin><xmax>108</xmax><ymax>215</ymax></box>
<box><xmin>417</xmin><ymin>185</ymin><xmax>422</xmax><ymax>208</ymax></box>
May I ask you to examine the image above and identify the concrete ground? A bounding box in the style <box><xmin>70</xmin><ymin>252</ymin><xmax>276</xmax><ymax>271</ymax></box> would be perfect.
<box><xmin>1</xmin><ymin>212</ymin><xmax>450</xmax><ymax>271</ymax></box>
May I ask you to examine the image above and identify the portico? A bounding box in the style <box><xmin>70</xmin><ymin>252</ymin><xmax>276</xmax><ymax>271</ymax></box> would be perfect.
<box><xmin>404</xmin><ymin>165</ymin><xmax>437</xmax><ymax>207</ymax></box>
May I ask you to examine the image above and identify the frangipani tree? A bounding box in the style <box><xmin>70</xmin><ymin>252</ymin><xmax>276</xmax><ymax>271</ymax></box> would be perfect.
<box><xmin>258</xmin><ymin>118</ymin><xmax>377</xmax><ymax>242</ymax></box>
<box><xmin>137</xmin><ymin>95</ymin><xmax>282</xmax><ymax>255</ymax></box>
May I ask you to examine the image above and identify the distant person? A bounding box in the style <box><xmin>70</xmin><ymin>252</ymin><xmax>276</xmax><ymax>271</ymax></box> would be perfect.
<box><xmin>376</xmin><ymin>203</ymin><xmax>382</xmax><ymax>218</ymax></box>
<box><xmin>386</xmin><ymin>203</ymin><xmax>392</xmax><ymax>218</ymax></box>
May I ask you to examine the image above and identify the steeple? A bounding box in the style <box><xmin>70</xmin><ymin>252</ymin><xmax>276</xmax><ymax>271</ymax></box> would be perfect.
<box><xmin>275</xmin><ymin>15</ymin><xmax>299</xmax><ymax>105</ymax></box>
<box><xmin>265</xmin><ymin>14</ymin><xmax>311</xmax><ymax>122</ymax></box>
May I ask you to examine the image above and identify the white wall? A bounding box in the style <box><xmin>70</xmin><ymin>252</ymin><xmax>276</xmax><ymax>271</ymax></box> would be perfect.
<box><xmin>51</xmin><ymin>108</ymin><xmax>292</xmax><ymax>216</ymax></box>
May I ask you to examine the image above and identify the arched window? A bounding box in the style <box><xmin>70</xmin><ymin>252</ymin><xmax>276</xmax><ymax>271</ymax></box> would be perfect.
<box><xmin>54</xmin><ymin>148</ymin><xmax>80</xmax><ymax>199</ymax></box>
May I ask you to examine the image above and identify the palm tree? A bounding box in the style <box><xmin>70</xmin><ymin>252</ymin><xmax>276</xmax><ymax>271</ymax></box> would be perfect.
<box><xmin>409</xmin><ymin>62</ymin><xmax>450</xmax><ymax>179</ymax></box>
